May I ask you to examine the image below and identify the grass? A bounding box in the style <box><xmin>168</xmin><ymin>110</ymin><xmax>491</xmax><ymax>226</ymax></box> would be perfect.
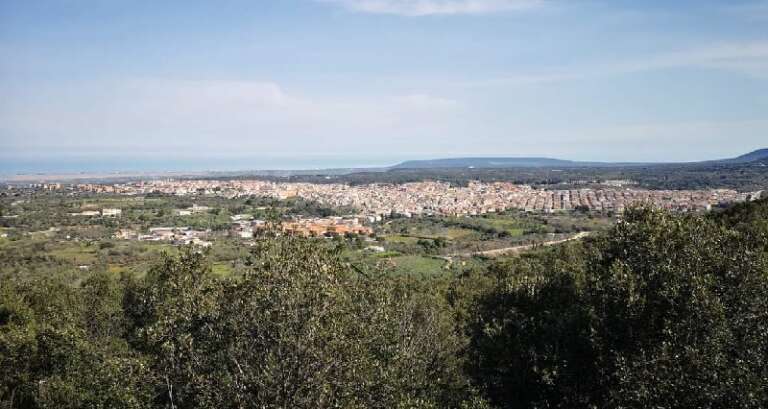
<box><xmin>142</xmin><ymin>243</ymin><xmax>177</xmax><ymax>255</ymax></box>
<box><xmin>448</xmin><ymin>215</ymin><xmax>532</xmax><ymax>236</ymax></box>
<box><xmin>50</xmin><ymin>243</ymin><xmax>99</xmax><ymax>265</ymax></box>
<box><xmin>344</xmin><ymin>250</ymin><xmax>447</xmax><ymax>277</ymax></box>
<box><xmin>385</xmin><ymin>227</ymin><xmax>477</xmax><ymax>242</ymax></box>
<box><xmin>107</xmin><ymin>264</ymin><xmax>126</xmax><ymax>274</ymax></box>
<box><xmin>211</xmin><ymin>262</ymin><xmax>234</xmax><ymax>277</ymax></box>
<box><xmin>373</xmin><ymin>250</ymin><xmax>402</xmax><ymax>258</ymax></box>
<box><xmin>386</xmin><ymin>255</ymin><xmax>447</xmax><ymax>276</ymax></box>
<box><xmin>43</xmin><ymin>239</ymin><xmax>184</xmax><ymax>275</ymax></box>
<box><xmin>78</xmin><ymin>197</ymin><xmax>146</xmax><ymax>209</ymax></box>
<box><xmin>443</xmin><ymin>227</ymin><xmax>478</xmax><ymax>239</ymax></box>
<box><xmin>385</xmin><ymin>235</ymin><xmax>420</xmax><ymax>244</ymax></box>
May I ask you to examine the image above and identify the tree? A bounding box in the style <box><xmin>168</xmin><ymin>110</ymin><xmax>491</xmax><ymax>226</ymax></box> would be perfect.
<box><xmin>120</xmin><ymin>238</ymin><xmax>479</xmax><ymax>408</ymax></box>
<box><xmin>468</xmin><ymin>206</ymin><xmax>768</xmax><ymax>408</ymax></box>
<box><xmin>0</xmin><ymin>277</ymin><xmax>152</xmax><ymax>408</ymax></box>
<box><xmin>466</xmin><ymin>244</ymin><xmax>597</xmax><ymax>408</ymax></box>
<box><xmin>585</xmin><ymin>207</ymin><xmax>768</xmax><ymax>408</ymax></box>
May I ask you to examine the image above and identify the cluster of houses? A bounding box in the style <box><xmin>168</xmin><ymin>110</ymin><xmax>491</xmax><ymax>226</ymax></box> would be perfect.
<box><xmin>113</xmin><ymin>211</ymin><xmax>374</xmax><ymax>247</ymax></box>
<box><xmin>229</xmin><ymin>214</ymin><xmax>265</xmax><ymax>239</ymax></box>
<box><xmin>280</xmin><ymin>216</ymin><xmax>374</xmax><ymax>238</ymax></box>
<box><xmin>75</xmin><ymin>179</ymin><xmax>763</xmax><ymax>216</ymax></box>
<box><xmin>229</xmin><ymin>214</ymin><xmax>373</xmax><ymax>239</ymax></box>
<box><xmin>115</xmin><ymin>227</ymin><xmax>212</xmax><ymax>247</ymax></box>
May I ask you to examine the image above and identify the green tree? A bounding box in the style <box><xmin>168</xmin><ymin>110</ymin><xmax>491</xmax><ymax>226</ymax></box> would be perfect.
<box><xmin>585</xmin><ymin>207</ymin><xmax>768</xmax><ymax>408</ymax></box>
<box><xmin>468</xmin><ymin>206</ymin><xmax>768</xmax><ymax>408</ymax></box>
<box><xmin>121</xmin><ymin>238</ymin><xmax>478</xmax><ymax>408</ymax></box>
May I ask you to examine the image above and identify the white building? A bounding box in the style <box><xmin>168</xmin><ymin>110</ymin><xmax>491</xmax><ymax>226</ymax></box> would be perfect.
<box><xmin>70</xmin><ymin>210</ymin><xmax>100</xmax><ymax>216</ymax></box>
<box><xmin>102</xmin><ymin>208</ymin><xmax>122</xmax><ymax>217</ymax></box>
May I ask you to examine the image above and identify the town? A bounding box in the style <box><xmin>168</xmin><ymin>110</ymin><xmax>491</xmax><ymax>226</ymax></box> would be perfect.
<box><xmin>66</xmin><ymin>179</ymin><xmax>761</xmax><ymax>216</ymax></box>
<box><xmin>5</xmin><ymin>179</ymin><xmax>758</xmax><ymax>247</ymax></box>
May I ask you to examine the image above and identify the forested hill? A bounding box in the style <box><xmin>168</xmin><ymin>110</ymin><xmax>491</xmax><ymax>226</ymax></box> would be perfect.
<box><xmin>717</xmin><ymin>148</ymin><xmax>768</xmax><ymax>163</ymax></box>
<box><xmin>393</xmin><ymin>157</ymin><xmax>592</xmax><ymax>169</ymax></box>
<box><xmin>2</xmin><ymin>199</ymin><xmax>768</xmax><ymax>407</ymax></box>
<box><xmin>393</xmin><ymin>148</ymin><xmax>768</xmax><ymax>169</ymax></box>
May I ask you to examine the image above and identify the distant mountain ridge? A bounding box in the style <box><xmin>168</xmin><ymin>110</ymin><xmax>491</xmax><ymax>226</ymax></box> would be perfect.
<box><xmin>394</xmin><ymin>157</ymin><xmax>583</xmax><ymax>169</ymax></box>
<box><xmin>392</xmin><ymin>157</ymin><xmax>634</xmax><ymax>169</ymax></box>
<box><xmin>718</xmin><ymin>148</ymin><xmax>768</xmax><ymax>164</ymax></box>
<box><xmin>393</xmin><ymin>149</ymin><xmax>768</xmax><ymax>169</ymax></box>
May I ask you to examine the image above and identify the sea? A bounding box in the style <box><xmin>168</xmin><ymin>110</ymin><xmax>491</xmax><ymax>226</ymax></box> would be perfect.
<box><xmin>0</xmin><ymin>154</ymin><xmax>405</xmax><ymax>176</ymax></box>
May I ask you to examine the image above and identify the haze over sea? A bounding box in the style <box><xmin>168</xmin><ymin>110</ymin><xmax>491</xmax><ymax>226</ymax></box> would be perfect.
<box><xmin>0</xmin><ymin>154</ymin><xmax>408</xmax><ymax>175</ymax></box>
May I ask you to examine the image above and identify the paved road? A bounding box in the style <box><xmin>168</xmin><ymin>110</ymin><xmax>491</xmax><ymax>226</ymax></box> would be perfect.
<box><xmin>451</xmin><ymin>231</ymin><xmax>592</xmax><ymax>258</ymax></box>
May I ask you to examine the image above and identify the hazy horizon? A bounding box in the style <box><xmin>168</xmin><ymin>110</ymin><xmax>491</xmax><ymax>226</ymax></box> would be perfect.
<box><xmin>3</xmin><ymin>147</ymin><xmax>767</xmax><ymax>175</ymax></box>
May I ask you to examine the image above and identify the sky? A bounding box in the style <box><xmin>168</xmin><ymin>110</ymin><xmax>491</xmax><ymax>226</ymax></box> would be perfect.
<box><xmin>1</xmin><ymin>0</ymin><xmax>767</xmax><ymax>172</ymax></box>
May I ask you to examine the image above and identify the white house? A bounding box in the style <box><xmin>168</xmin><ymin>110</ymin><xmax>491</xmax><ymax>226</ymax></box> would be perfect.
<box><xmin>102</xmin><ymin>208</ymin><xmax>122</xmax><ymax>217</ymax></box>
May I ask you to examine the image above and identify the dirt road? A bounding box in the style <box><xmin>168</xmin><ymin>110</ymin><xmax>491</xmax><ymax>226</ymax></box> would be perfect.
<box><xmin>451</xmin><ymin>231</ymin><xmax>592</xmax><ymax>258</ymax></box>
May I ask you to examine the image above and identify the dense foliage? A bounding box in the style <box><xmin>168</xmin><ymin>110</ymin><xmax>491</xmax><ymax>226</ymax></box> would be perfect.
<box><xmin>2</xmin><ymin>199</ymin><xmax>768</xmax><ymax>408</ymax></box>
<box><xmin>468</xmin><ymin>204</ymin><xmax>768</xmax><ymax>408</ymax></box>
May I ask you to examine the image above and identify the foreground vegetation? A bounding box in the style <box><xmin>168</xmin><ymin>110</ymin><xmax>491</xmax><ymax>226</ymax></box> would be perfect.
<box><xmin>2</xmin><ymin>199</ymin><xmax>768</xmax><ymax>408</ymax></box>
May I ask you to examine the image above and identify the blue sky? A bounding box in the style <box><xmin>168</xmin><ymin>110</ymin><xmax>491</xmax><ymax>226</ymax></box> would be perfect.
<box><xmin>1</xmin><ymin>0</ymin><xmax>767</xmax><ymax>170</ymax></box>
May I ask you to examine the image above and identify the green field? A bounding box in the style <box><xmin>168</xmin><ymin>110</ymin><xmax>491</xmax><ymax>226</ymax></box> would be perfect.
<box><xmin>384</xmin><ymin>234</ymin><xmax>420</xmax><ymax>244</ymax></box>
<box><xmin>384</xmin><ymin>255</ymin><xmax>448</xmax><ymax>276</ymax></box>
<box><xmin>49</xmin><ymin>243</ymin><xmax>99</xmax><ymax>265</ymax></box>
<box><xmin>211</xmin><ymin>262</ymin><xmax>235</xmax><ymax>277</ymax></box>
<box><xmin>444</xmin><ymin>215</ymin><xmax>534</xmax><ymax>236</ymax></box>
<box><xmin>443</xmin><ymin>227</ymin><xmax>477</xmax><ymax>239</ymax></box>
<box><xmin>373</xmin><ymin>250</ymin><xmax>402</xmax><ymax>258</ymax></box>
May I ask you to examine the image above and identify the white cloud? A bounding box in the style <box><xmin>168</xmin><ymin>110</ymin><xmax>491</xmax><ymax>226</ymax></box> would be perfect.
<box><xmin>0</xmin><ymin>79</ymin><xmax>463</xmax><ymax>155</ymax></box>
<box><xmin>619</xmin><ymin>41</ymin><xmax>768</xmax><ymax>77</ymax></box>
<box><xmin>459</xmin><ymin>41</ymin><xmax>768</xmax><ymax>87</ymax></box>
<box><xmin>320</xmin><ymin>0</ymin><xmax>542</xmax><ymax>16</ymax></box>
